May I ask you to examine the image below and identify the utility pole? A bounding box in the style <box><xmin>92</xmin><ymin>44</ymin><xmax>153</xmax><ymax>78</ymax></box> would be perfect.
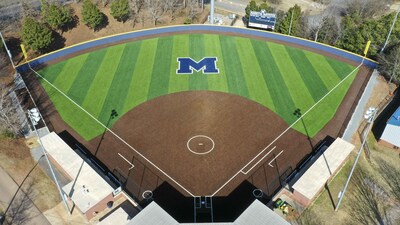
<box><xmin>381</xmin><ymin>5</ymin><xmax>400</xmax><ymax>53</ymax></box>
<box><xmin>335</xmin><ymin>109</ymin><xmax>377</xmax><ymax>211</ymax></box>
<box><xmin>27</xmin><ymin>111</ymin><xmax>71</xmax><ymax>214</ymax></box>
<box><xmin>210</xmin><ymin>0</ymin><xmax>215</xmax><ymax>24</ymax></box>
<box><xmin>0</xmin><ymin>31</ymin><xmax>15</xmax><ymax>69</ymax></box>
<box><xmin>288</xmin><ymin>10</ymin><xmax>294</xmax><ymax>35</ymax></box>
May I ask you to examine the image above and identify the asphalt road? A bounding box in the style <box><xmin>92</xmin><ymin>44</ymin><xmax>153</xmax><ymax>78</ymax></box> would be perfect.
<box><xmin>0</xmin><ymin>168</ymin><xmax>50</xmax><ymax>225</ymax></box>
<box><xmin>215</xmin><ymin>0</ymin><xmax>247</xmax><ymax>15</ymax></box>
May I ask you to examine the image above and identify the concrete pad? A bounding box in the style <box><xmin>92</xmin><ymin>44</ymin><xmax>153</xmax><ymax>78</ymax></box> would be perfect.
<box><xmin>292</xmin><ymin>138</ymin><xmax>354</xmax><ymax>201</ymax></box>
<box><xmin>41</xmin><ymin>132</ymin><xmax>114</xmax><ymax>215</ymax></box>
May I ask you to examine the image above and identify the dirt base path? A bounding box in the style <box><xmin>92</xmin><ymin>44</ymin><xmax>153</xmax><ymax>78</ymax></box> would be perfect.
<box><xmin>87</xmin><ymin>91</ymin><xmax>311</xmax><ymax>197</ymax></box>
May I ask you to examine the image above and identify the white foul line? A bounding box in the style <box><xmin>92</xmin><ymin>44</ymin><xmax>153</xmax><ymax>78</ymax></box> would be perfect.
<box><xmin>241</xmin><ymin>146</ymin><xmax>276</xmax><ymax>174</ymax></box>
<box><xmin>268</xmin><ymin>150</ymin><xmax>284</xmax><ymax>167</ymax></box>
<box><xmin>212</xmin><ymin>62</ymin><xmax>363</xmax><ymax>197</ymax></box>
<box><xmin>28</xmin><ymin>64</ymin><xmax>196</xmax><ymax>197</ymax></box>
<box><xmin>118</xmin><ymin>153</ymin><xmax>135</xmax><ymax>170</ymax></box>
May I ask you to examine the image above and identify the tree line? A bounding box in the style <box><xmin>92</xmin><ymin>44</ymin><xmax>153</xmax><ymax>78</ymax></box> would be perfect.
<box><xmin>19</xmin><ymin>0</ymin><xmax>203</xmax><ymax>53</ymax></box>
<box><xmin>245</xmin><ymin>0</ymin><xmax>400</xmax><ymax>85</ymax></box>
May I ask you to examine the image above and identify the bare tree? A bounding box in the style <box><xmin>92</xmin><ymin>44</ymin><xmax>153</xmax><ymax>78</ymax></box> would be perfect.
<box><xmin>344</xmin><ymin>0</ymin><xmax>390</xmax><ymax>19</ymax></box>
<box><xmin>21</xmin><ymin>0</ymin><xmax>41</xmax><ymax>19</ymax></box>
<box><xmin>129</xmin><ymin>0</ymin><xmax>144</xmax><ymax>27</ymax></box>
<box><xmin>145</xmin><ymin>0</ymin><xmax>165</xmax><ymax>26</ymax></box>
<box><xmin>290</xmin><ymin>208</ymin><xmax>325</xmax><ymax>225</ymax></box>
<box><xmin>376</xmin><ymin>158</ymin><xmax>400</xmax><ymax>204</ymax></box>
<box><xmin>187</xmin><ymin>0</ymin><xmax>200</xmax><ymax>20</ymax></box>
<box><xmin>378</xmin><ymin>44</ymin><xmax>400</xmax><ymax>87</ymax></box>
<box><xmin>308</xmin><ymin>14</ymin><xmax>325</xmax><ymax>42</ymax></box>
<box><xmin>349</xmin><ymin>169</ymin><xmax>392</xmax><ymax>225</ymax></box>
<box><xmin>164</xmin><ymin>0</ymin><xmax>181</xmax><ymax>22</ymax></box>
<box><xmin>0</xmin><ymin>85</ymin><xmax>23</xmax><ymax>137</ymax></box>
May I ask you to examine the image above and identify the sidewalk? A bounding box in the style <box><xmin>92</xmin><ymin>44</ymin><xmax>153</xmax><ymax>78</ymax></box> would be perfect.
<box><xmin>0</xmin><ymin>167</ymin><xmax>50</xmax><ymax>225</ymax></box>
<box><xmin>342</xmin><ymin>69</ymin><xmax>379</xmax><ymax>141</ymax></box>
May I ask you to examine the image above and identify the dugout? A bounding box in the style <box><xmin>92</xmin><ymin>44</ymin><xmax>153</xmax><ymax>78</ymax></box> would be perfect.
<box><xmin>40</xmin><ymin>132</ymin><xmax>122</xmax><ymax>220</ymax></box>
<box><xmin>291</xmin><ymin>138</ymin><xmax>354</xmax><ymax>207</ymax></box>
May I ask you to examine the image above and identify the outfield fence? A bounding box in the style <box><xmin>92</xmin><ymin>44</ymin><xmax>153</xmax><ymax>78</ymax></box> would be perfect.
<box><xmin>16</xmin><ymin>25</ymin><xmax>377</xmax><ymax>72</ymax></box>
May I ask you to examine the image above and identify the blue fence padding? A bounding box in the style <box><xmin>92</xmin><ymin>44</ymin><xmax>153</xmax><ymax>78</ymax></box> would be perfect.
<box><xmin>16</xmin><ymin>25</ymin><xmax>377</xmax><ymax>72</ymax></box>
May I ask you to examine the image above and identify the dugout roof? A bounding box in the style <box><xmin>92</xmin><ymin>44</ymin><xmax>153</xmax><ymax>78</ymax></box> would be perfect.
<box><xmin>127</xmin><ymin>200</ymin><xmax>289</xmax><ymax>225</ymax></box>
<box><xmin>41</xmin><ymin>132</ymin><xmax>115</xmax><ymax>214</ymax></box>
<box><xmin>292</xmin><ymin>138</ymin><xmax>354</xmax><ymax>203</ymax></box>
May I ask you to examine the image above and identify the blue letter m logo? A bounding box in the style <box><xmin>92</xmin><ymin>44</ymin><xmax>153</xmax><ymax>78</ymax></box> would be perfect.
<box><xmin>177</xmin><ymin>57</ymin><xmax>219</xmax><ymax>74</ymax></box>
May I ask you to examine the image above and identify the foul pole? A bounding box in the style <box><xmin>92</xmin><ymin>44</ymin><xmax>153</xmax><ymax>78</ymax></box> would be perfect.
<box><xmin>210</xmin><ymin>0</ymin><xmax>215</xmax><ymax>24</ymax></box>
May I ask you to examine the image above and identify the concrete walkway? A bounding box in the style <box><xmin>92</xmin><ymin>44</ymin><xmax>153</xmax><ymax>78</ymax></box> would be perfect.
<box><xmin>342</xmin><ymin>69</ymin><xmax>379</xmax><ymax>141</ymax></box>
<box><xmin>0</xmin><ymin>167</ymin><xmax>50</xmax><ymax>225</ymax></box>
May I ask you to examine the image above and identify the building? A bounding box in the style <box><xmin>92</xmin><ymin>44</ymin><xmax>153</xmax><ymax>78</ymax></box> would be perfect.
<box><xmin>41</xmin><ymin>132</ymin><xmax>122</xmax><ymax>220</ymax></box>
<box><xmin>380</xmin><ymin>106</ymin><xmax>400</xmax><ymax>148</ymax></box>
<box><xmin>248</xmin><ymin>10</ymin><xmax>276</xmax><ymax>31</ymax></box>
<box><xmin>291</xmin><ymin>138</ymin><xmax>354</xmax><ymax>207</ymax></box>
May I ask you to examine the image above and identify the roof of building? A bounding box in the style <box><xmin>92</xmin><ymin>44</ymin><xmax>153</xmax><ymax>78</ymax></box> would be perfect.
<box><xmin>126</xmin><ymin>200</ymin><xmax>289</xmax><ymax>225</ymax></box>
<box><xmin>233</xmin><ymin>200</ymin><xmax>290</xmax><ymax>225</ymax></box>
<box><xmin>387</xmin><ymin>107</ymin><xmax>400</xmax><ymax>126</ymax></box>
<box><xmin>292</xmin><ymin>138</ymin><xmax>354</xmax><ymax>201</ymax></box>
<box><xmin>126</xmin><ymin>202</ymin><xmax>178</xmax><ymax>225</ymax></box>
<box><xmin>249</xmin><ymin>10</ymin><xmax>276</xmax><ymax>27</ymax></box>
<box><xmin>380</xmin><ymin>123</ymin><xmax>400</xmax><ymax>147</ymax></box>
<box><xmin>41</xmin><ymin>132</ymin><xmax>114</xmax><ymax>214</ymax></box>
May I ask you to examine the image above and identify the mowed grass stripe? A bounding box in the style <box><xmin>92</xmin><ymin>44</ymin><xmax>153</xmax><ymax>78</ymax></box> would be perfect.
<box><xmin>67</xmin><ymin>48</ymin><xmax>108</xmax><ymax>105</ymax></box>
<box><xmin>42</xmin><ymin>81</ymin><xmax>105</xmax><ymax>140</ymax></box>
<box><xmin>168</xmin><ymin>35</ymin><xmax>189</xmax><ymax>93</ymax></box>
<box><xmin>219</xmin><ymin>35</ymin><xmax>249</xmax><ymax>98</ymax></box>
<box><xmin>189</xmin><ymin>34</ymin><xmax>208</xmax><ymax>90</ymax></box>
<box><xmin>82</xmin><ymin>44</ymin><xmax>126</xmax><ymax>117</ymax></box>
<box><xmin>236</xmin><ymin>37</ymin><xmax>274</xmax><ymax>109</ymax></box>
<box><xmin>303</xmin><ymin>52</ymin><xmax>342</xmax><ymax>90</ymax></box>
<box><xmin>251</xmin><ymin>39</ymin><xmax>293</xmax><ymax>120</ymax></box>
<box><xmin>52</xmin><ymin>54</ymin><xmax>89</xmax><ymax>93</ymax></box>
<box><xmin>148</xmin><ymin>36</ymin><xmax>173</xmax><ymax>100</ymax></box>
<box><xmin>325</xmin><ymin>58</ymin><xmax>355</xmax><ymax>79</ymax></box>
<box><xmin>268</xmin><ymin>42</ymin><xmax>315</xmax><ymax>111</ymax></box>
<box><xmin>98</xmin><ymin>42</ymin><xmax>142</xmax><ymax>124</ymax></box>
<box><xmin>204</xmin><ymin>35</ymin><xmax>228</xmax><ymax>92</ymax></box>
<box><xmin>39</xmin><ymin>60</ymin><xmax>67</xmax><ymax>83</ymax></box>
<box><xmin>285</xmin><ymin>47</ymin><xmax>328</xmax><ymax>102</ymax></box>
<box><xmin>123</xmin><ymin>38</ymin><xmax>158</xmax><ymax>112</ymax></box>
<box><xmin>294</xmin><ymin>71</ymin><xmax>357</xmax><ymax>136</ymax></box>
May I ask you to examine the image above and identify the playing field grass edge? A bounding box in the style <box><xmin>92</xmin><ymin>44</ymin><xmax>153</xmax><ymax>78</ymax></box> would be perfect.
<box><xmin>38</xmin><ymin>34</ymin><xmax>358</xmax><ymax>141</ymax></box>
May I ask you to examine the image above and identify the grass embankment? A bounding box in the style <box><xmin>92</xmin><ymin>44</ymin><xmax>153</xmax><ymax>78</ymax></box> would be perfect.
<box><xmin>297</xmin><ymin>133</ymin><xmax>400</xmax><ymax>225</ymax></box>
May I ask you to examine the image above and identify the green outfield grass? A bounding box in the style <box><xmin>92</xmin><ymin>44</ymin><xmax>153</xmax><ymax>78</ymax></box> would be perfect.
<box><xmin>38</xmin><ymin>34</ymin><xmax>357</xmax><ymax>141</ymax></box>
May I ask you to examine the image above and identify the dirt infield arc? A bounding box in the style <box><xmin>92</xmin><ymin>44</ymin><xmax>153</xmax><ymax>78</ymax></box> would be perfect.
<box><xmin>90</xmin><ymin>91</ymin><xmax>311</xmax><ymax>196</ymax></box>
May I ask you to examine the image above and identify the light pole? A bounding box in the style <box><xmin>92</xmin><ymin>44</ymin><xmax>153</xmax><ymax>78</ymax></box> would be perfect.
<box><xmin>288</xmin><ymin>10</ymin><xmax>294</xmax><ymax>35</ymax></box>
<box><xmin>27</xmin><ymin>110</ymin><xmax>71</xmax><ymax>214</ymax></box>
<box><xmin>380</xmin><ymin>5</ymin><xmax>400</xmax><ymax>53</ymax></box>
<box><xmin>335</xmin><ymin>108</ymin><xmax>377</xmax><ymax>211</ymax></box>
<box><xmin>293</xmin><ymin>108</ymin><xmax>313</xmax><ymax>150</ymax></box>
<box><xmin>210</xmin><ymin>0</ymin><xmax>215</xmax><ymax>24</ymax></box>
<box><xmin>0</xmin><ymin>31</ymin><xmax>15</xmax><ymax>69</ymax></box>
<box><xmin>94</xmin><ymin>109</ymin><xmax>118</xmax><ymax>156</ymax></box>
